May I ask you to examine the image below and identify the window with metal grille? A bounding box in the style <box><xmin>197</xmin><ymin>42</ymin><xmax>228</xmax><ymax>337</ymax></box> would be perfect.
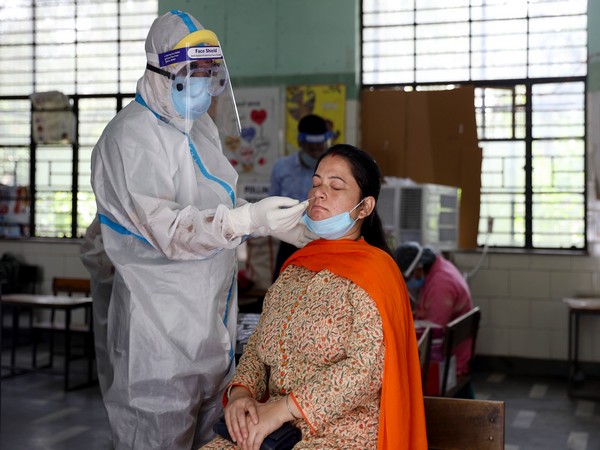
<box><xmin>0</xmin><ymin>0</ymin><xmax>157</xmax><ymax>238</ymax></box>
<box><xmin>362</xmin><ymin>0</ymin><xmax>587</xmax><ymax>250</ymax></box>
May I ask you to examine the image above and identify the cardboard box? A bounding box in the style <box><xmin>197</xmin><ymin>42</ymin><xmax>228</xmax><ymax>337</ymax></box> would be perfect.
<box><xmin>360</xmin><ymin>87</ymin><xmax>482</xmax><ymax>249</ymax></box>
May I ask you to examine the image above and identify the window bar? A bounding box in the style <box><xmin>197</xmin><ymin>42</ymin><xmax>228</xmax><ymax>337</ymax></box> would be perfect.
<box><xmin>511</xmin><ymin>86</ymin><xmax>517</xmax><ymax>140</ymax></box>
<box><xmin>29</xmin><ymin>1</ymin><xmax>38</xmax><ymax>237</ymax></box>
<box><xmin>29</xmin><ymin>105</ymin><xmax>36</xmax><ymax>238</ymax></box>
<box><xmin>71</xmin><ymin>97</ymin><xmax>80</xmax><ymax>238</ymax></box>
<box><xmin>524</xmin><ymin>81</ymin><xmax>533</xmax><ymax>248</ymax></box>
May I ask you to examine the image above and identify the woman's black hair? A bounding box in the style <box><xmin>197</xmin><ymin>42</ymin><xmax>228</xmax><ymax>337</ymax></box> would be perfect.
<box><xmin>315</xmin><ymin>144</ymin><xmax>393</xmax><ymax>256</ymax></box>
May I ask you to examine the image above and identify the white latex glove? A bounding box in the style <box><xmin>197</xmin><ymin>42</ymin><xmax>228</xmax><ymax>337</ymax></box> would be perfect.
<box><xmin>227</xmin><ymin>197</ymin><xmax>309</xmax><ymax>237</ymax></box>
<box><xmin>255</xmin><ymin>222</ymin><xmax>319</xmax><ymax>248</ymax></box>
<box><xmin>271</xmin><ymin>223</ymin><xmax>319</xmax><ymax>248</ymax></box>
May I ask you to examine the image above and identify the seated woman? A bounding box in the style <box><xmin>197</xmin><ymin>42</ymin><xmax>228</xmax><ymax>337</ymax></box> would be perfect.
<box><xmin>202</xmin><ymin>144</ymin><xmax>427</xmax><ymax>450</ymax></box>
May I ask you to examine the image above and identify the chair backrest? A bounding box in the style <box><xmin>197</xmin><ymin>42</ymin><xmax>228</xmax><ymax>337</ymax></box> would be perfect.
<box><xmin>52</xmin><ymin>277</ymin><xmax>91</xmax><ymax>297</ymax></box>
<box><xmin>424</xmin><ymin>396</ymin><xmax>505</xmax><ymax>450</ymax></box>
<box><xmin>440</xmin><ymin>306</ymin><xmax>481</xmax><ymax>396</ymax></box>
<box><xmin>417</xmin><ymin>326</ymin><xmax>433</xmax><ymax>391</ymax></box>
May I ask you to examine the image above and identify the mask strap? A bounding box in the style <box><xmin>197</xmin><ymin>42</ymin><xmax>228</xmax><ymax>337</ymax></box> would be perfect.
<box><xmin>348</xmin><ymin>198</ymin><xmax>368</xmax><ymax>222</ymax></box>
<box><xmin>403</xmin><ymin>244</ymin><xmax>424</xmax><ymax>278</ymax></box>
<box><xmin>146</xmin><ymin>63</ymin><xmax>175</xmax><ymax>81</ymax></box>
<box><xmin>349</xmin><ymin>198</ymin><xmax>366</xmax><ymax>214</ymax></box>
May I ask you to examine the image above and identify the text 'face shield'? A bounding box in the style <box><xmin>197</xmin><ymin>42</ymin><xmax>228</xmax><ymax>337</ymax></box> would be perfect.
<box><xmin>171</xmin><ymin>51</ymin><xmax>228</xmax><ymax>97</ymax></box>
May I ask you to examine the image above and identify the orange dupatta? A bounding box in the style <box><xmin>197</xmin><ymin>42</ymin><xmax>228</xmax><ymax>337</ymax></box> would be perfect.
<box><xmin>281</xmin><ymin>239</ymin><xmax>427</xmax><ymax>450</ymax></box>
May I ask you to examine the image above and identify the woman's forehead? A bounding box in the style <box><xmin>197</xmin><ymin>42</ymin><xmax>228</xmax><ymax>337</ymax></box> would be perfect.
<box><xmin>316</xmin><ymin>154</ymin><xmax>351</xmax><ymax>175</ymax></box>
<box><xmin>315</xmin><ymin>155</ymin><xmax>360</xmax><ymax>188</ymax></box>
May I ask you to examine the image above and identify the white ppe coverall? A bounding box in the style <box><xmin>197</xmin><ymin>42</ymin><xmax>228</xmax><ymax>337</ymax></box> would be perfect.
<box><xmin>79</xmin><ymin>215</ymin><xmax>114</xmax><ymax>396</ymax></box>
<box><xmin>87</xmin><ymin>10</ymin><xmax>308</xmax><ymax>450</ymax></box>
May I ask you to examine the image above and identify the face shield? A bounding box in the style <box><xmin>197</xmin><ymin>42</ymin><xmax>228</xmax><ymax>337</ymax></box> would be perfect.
<box><xmin>403</xmin><ymin>244</ymin><xmax>424</xmax><ymax>279</ymax></box>
<box><xmin>297</xmin><ymin>130</ymin><xmax>334</xmax><ymax>145</ymax></box>
<box><xmin>151</xmin><ymin>29</ymin><xmax>241</xmax><ymax>136</ymax></box>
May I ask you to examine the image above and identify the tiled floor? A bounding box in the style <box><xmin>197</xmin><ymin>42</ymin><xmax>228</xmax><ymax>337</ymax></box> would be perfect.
<box><xmin>474</xmin><ymin>372</ymin><xmax>600</xmax><ymax>450</ymax></box>
<box><xmin>1</xmin><ymin>347</ymin><xmax>112</xmax><ymax>450</ymax></box>
<box><xmin>2</xmin><ymin>346</ymin><xmax>600</xmax><ymax>450</ymax></box>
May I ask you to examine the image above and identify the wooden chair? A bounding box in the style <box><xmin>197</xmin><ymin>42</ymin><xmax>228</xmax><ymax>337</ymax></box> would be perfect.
<box><xmin>424</xmin><ymin>396</ymin><xmax>505</xmax><ymax>450</ymax></box>
<box><xmin>417</xmin><ymin>326</ymin><xmax>433</xmax><ymax>391</ymax></box>
<box><xmin>440</xmin><ymin>306</ymin><xmax>481</xmax><ymax>397</ymax></box>
<box><xmin>32</xmin><ymin>277</ymin><xmax>93</xmax><ymax>370</ymax></box>
<box><xmin>51</xmin><ymin>276</ymin><xmax>93</xmax><ymax>334</ymax></box>
<box><xmin>52</xmin><ymin>277</ymin><xmax>91</xmax><ymax>296</ymax></box>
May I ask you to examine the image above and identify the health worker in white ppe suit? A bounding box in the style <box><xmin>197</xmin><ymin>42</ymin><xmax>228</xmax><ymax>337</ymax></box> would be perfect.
<box><xmin>84</xmin><ymin>10</ymin><xmax>314</xmax><ymax>450</ymax></box>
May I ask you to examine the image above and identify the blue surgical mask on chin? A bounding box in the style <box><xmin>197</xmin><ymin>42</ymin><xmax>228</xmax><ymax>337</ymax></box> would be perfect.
<box><xmin>171</xmin><ymin>76</ymin><xmax>212</xmax><ymax>120</ymax></box>
<box><xmin>302</xmin><ymin>199</ymin><xmax>365</xmax><ymax>240</ymax></box>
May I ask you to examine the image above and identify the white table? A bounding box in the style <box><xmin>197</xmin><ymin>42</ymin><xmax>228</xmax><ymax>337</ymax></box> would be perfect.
<box><xmin>563</xmin><ymin>297</ymin><xmax>600</xmax><ymax>399</ymax></box>
<box><xmin>1</xmin><ymin>293</ymin><xmax>94</xmax><ymax>390</ymax></box>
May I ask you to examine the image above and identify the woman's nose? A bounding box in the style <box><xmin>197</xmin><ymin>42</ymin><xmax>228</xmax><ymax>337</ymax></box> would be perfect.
<box><xmin>313</xmin><ymin>187</ymin><xmax>326</xmax><ymax>198</ymax></box>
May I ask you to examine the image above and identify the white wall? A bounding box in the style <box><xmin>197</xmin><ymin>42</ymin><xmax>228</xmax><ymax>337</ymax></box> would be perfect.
<box><xmin>452</xmin><ymin>251</ymin><xmax>600</xmax><ymax>364</ymax></box>
<box><xmin>2</xmin><ymin>239</ymin><xmax>89</xmax><ymax>295</ymax></box>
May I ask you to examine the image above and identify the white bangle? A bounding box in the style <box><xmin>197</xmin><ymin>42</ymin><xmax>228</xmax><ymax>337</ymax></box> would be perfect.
<box><xmin>226</xmin><ymin>385</ymin><xmax>235</xmax><ymax>399</ymax></box>
<box><xmin>286</xmin><ymin>394</ymin><xmax>300</xmax><ymax>420</ymax></box>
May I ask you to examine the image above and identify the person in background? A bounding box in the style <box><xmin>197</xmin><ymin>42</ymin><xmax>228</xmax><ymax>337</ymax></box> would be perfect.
<box><xmin>203</xmin><ymin>144</ymin><xmax>427</xmax><ymax>450</ymax></box>
<box><xmin>85</xmin><ymin>10</ymin><xmax>314</xmax><ymax>450</ymax></box>
<box><xmin>79</xmin><ymin>215</ymin><xmax>114</xmax><ymax>396</ymax></box>
<box><xmin>268</xmin><ymin>114</ymin><xmax>333</xmax><ymax>281</ymax></box>
<box><xmin>394</xmin><ymin>241</ymin><xmax>475</xmax><ymax>396</ymax></box>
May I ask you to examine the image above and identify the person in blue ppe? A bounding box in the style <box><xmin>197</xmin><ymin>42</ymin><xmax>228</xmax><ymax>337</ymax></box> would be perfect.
<box><xmin>269</xmin><ymin>114</ymin><xmax>333</xmax><ymax>281</ymax></box>
<box><xmin>83</xmin><ymin>10</ymin><xmax>315</xmax><ymax>450</ymax></box>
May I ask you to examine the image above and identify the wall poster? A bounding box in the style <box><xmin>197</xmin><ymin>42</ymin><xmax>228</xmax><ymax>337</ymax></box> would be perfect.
<box><xmin>285</xmin><ymin>84</ymin><xmax>346</xmax><ymax>155</ymax></box>
<box><xmin>221</xmin><ymin>86</ymin><xmax>281</xmax><ymax>193</ymax></box>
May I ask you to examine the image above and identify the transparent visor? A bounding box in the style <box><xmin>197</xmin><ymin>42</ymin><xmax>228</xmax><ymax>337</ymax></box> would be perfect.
<box><xmin>174</xmin><ymin>58</ymin><xmax>228</xmax><ymax>97</ymax></box>
<box><xmin>157</xmin><ymin>45</ymin><xmax>241</xmax><ymax>136</ymax></box>
<box><xmin>209</xmin><ymin>71</ymin><xmax>242</xmax><ymax>138</ymax></box>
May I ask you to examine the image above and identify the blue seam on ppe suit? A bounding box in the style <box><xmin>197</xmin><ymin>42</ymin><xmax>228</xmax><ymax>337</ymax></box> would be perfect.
<box><xmin>98</xmin><ymin>213</ymin><xmax>150</xmax><ymax>245</ymax></box>
<box><xmin>171</xmin><ymin>10</ymin><xmax>198</xmax><ymax>32</ymax></box>
<box><xmin>224</xmin><ymin>277</ymin><xmax>235</xmax><ymax>363</ymax></box>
